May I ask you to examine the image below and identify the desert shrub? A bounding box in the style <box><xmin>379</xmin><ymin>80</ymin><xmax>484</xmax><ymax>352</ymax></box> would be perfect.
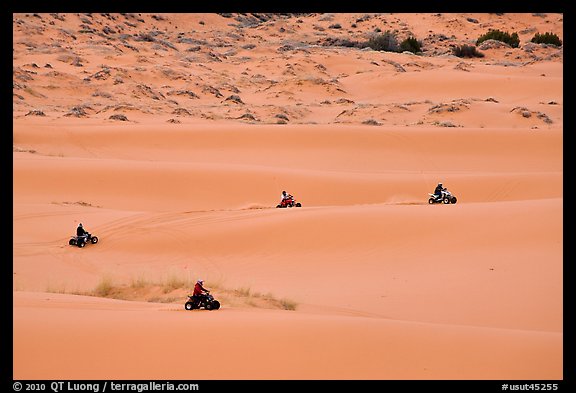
<box><xmin>366</xmin><ymin>30</ymin><xmax>399</xmax><ymax>52</ymax></box>
<box><xmin>162</xmin><ymin>275</ymin><xmax>189</xmax><ymax>293</ymax></box>
<box><xmin>130</xmin><ymin>276</ymin><xmax>149</xmax><ymax>289</ymax></box>
<box><xmin>531</xmin><ymin>32</ymin><xmax>562</xmax><ymax>46</ymax></box>
<box><xmin>476</xmin><ymin>29</ymin><xmax>520</xmax><ymax>48</ymax></box>
<box><xmin>362</xmin><ymin>119</ymin><xmax>381</xmax><ymax>126</ymax></box>
<box><xmin>400</xmin><ymin>36</ymin><xmax>422</xmax><ymax>53</ymax></box>
<box><xmin>323</xmin><ymin>37</ymin><xmax>361</xmax><ymax>48</ymax></box>
<box><xmin>94</xmin><ymin>277</ymin><xmax>115</xmax><ymax>297</ymax></box>
<box><xmin>278</xmin><ymin>298</ymin><xmax>298</xmax><ymax>311</ymax></box>
<box><xmin>452</xmin><ymin>44</ymin><xmax>484</xmax><ymax>58</ymax></box>
<box><xmin>109</xmin><ymin>114</ymin><xmax>128</xmax><ymax>121</ymax></box>
<box><xmin>25</xmin><ymin>110</ymin><xmax>46</xmax><ymax>116</ymax></box>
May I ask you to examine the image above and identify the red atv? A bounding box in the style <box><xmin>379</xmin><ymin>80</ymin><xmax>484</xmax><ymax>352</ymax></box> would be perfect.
<box><xmin>276</xmin><ymin>195</ymin><xmax>302</xmax><ymax>208</ymax></box>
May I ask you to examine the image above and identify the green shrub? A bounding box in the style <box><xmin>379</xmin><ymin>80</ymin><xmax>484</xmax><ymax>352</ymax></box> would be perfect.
<box><xmin>400</xmin><ymin>36</ymin><xmax>422</xmax><ymax>54</ymax></box>
<box><xmin>531</xmin><ymin>32</ymin><xmax>562</xmax><ymax>46</ymax></box>
<box><xmin>452</xmin><ymin>44</ymin><xmax>484</xmax><ymax>58</ymax></box>
<box><xmin>476</xmin><ymin>29</ymin><xmax>520</xmax><ymax>48</ymax></box>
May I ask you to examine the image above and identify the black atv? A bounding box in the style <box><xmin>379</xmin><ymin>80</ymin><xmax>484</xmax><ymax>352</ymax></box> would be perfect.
<box><xmin>185</xmin><ymin>292</ymin><xmax>221</xmax><ymax>311</ymax></box>
<box><xmin>69</xmin><ymin>233</ymin><xmax>99</xmax><ymax>248</ymax></box>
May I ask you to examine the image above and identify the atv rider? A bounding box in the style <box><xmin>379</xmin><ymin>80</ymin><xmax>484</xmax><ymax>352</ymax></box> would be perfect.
<box><xmin>281</xmin><ymin>190</ymin><xmax>293</xmax><ymax>204</ymax></box>
<box><xmin>192</xmin><ymin>279</ymin><xmax>210</xmax><ymax>307</ymax></box>
<box><xmin>76</xmin><ymin>223</ymin><xmax>88</xmax><ymax>238</ymax></box>
<box><xmin>434</xmin><ymin>183</ymin><xmax>446</xmax><ymax>200</ymax></box>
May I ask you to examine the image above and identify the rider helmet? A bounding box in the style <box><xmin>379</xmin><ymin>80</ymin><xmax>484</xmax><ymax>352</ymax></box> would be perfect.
<box><xmin>197</xmin><ymin>279</ymin><xmax>204</xmax><ymax>284</ymax></box>
<box><xmin>78</xmin><ymin>223</ymin><xmax>83</xmax><ymax>227</ymax></box>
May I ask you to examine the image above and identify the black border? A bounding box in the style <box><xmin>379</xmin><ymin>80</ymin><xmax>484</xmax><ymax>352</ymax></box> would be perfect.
<box><xmin>9</xmin><ymin>3</ymin><xmax>571</xmax><ymax>392</ymax></box>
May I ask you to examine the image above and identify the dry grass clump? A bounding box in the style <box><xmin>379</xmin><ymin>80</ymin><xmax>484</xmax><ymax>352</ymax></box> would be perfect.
<box><xmin>57</xmin><ymin>200</ymin><xmax>100</xmax><ymax>207</ymax></box>
<box><xmin>50</xmin><ymin>274</ymin><xmax>298</xmax><ymax>311</ymax></box>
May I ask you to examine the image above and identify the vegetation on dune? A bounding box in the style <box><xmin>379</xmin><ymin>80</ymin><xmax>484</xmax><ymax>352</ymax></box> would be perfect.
<box><xmin>365</xmin><ymin>30</ymin><xmax>400</xmax><ymax>52</ymax></box>
<box><xmin>13</xmin><ymin>13</ymin><xmax>561</xmax><ymax>126</ymax></box>
<box><xmin>452</xmin><ymin>44</ymin><xmax>484</xmax><ymax>58</ymax></box>
<box><xmin>321</xmin><ymin>30</ymin><xmax>423</xmax><ymax>54</ymax></box>
<box><xmin>369</xmin><ymin>32</ymin><xmax>423</xmax><ymax>54</ymax></box>
<box><xmin>476</xmin><ymin>29</ymin><xmax>520</xmax><ymax>48</ymax></box>
<box><xmin>48</xmin><ymin>275</ymin><xmax>298</xmax><ymax>311</ymax></box>
<box><xmin>399</xmin><ymin>36</ymin><xmax>422</xmax><ymax>54</ymax></box>
<box><xmin>530</xmin><ymin>32</ymin><xmax>562</xmax><ymax>47</ymax></box>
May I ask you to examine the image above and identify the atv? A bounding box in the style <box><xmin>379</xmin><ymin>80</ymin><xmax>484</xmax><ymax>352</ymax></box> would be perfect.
<box><xmin>428</xmin><ymin>190</ymin><xmax>457</xmax><ymax>204</ymax></box>
<box><xmin>69</xmin><ymin>233</ymin><xmax>99</xmax><ymax>248</ymax></box>
<box><xmin>185</xmin><ymin>292</ymin><xmax>221</xmax><ymax>311</ymax></box>
<box><xmin>276</xmin><ymin>195</ymin><xmax>302</xmax><ymax>208</ymax></box>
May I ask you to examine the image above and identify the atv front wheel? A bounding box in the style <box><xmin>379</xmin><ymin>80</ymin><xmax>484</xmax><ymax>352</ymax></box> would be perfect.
<box><xmin>295</xmin><ymin>203</ymin><xmax>302</xmax><ymax>207</ymax></box>
<box><xmin>451</xmin><ymin>197</ymin><xmax>457</xmax><ymax>204</ymax></box>
<box><xmin>77</xmin><ymin>241</ymin><xmax>85</xmax><ymax>248</ymax></box>
<box><xmin>210</xmin><ymin>300</ymin><xmax>220</xmax><ymax>310</ymax></box>
<box><xmin>69</xmin><ymin>238</ymin><xmax>76</xmax><ymax>246</ymax></box>
<box><xmin>91</xmin><ymin>236</ymin><xmax>99</xmax><ymax>244</ymax></box>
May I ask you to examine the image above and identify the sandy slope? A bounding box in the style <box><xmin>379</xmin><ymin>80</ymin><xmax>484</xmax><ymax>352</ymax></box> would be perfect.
<box><xmin>13</xmin><ymin>291</ymin><xmax>561</xmax><ymax>380</ymax></box>
<box><xmin>13</xmin><ymin>13</ymin><xmax>563</xmax><ymax>380</ymax></box>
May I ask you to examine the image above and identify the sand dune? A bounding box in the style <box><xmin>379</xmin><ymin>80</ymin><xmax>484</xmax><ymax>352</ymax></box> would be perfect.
<box><xmin>13</xmin><ymin>13</ymin><xmax>563</xmax><ymax>381</ymax></box>
<box><xmin>14</xmin><ymin>291</ymin><xmax>561</xmax><ymax>380</ymax></box>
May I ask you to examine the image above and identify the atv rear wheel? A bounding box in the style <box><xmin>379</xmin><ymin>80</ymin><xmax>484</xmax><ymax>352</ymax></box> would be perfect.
<box><xmin>77</xmin><ymin>241</ymin><xmax>85</xmax><ymax>248</ymax></box>
<box><xmin>428</xmin><ymin>198</ymin><xmax>435</xmax><ymax>204</ymax></box>
<box><xmin>185</xmin><ymin>302</ymin><xmax>196</xmax><ymax>310</ymax></box>
<box><xmin>276</xmin><ymin>204</ymin><xmax>281</xmax><ymax>208</ymax></box>
<box><xmin>443</xmin><ymin>197</ymin><xmax>451</xmax><ymax>204</ymax></box>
